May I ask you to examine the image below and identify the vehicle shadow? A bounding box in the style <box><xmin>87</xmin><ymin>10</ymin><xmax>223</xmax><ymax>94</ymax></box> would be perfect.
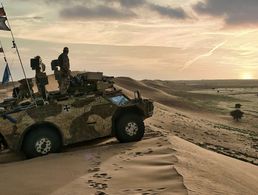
<box><xmin>0</xmin><ymin>136</ymin><xmax>124</xmax><ymax>164</ymax></box>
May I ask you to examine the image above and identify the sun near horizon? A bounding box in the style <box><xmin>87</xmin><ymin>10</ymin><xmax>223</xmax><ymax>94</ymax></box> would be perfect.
<box><xmin>241</xmin><ymin>72</ymin><xmax>255</xmax><ymax>80</ymax></box>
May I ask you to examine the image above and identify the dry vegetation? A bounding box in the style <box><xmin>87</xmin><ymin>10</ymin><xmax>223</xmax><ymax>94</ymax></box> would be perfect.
<box><xmin>115</xmin><ymin>78</ymin><xmax>258</xmax><ymax>165</ymax></box>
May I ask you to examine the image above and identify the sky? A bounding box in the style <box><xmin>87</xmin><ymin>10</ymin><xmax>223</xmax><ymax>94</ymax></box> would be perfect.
<box><xmin>0</xmin><ymin>0</ymin><xmax>258</xmax><ymax>80</ymax></box>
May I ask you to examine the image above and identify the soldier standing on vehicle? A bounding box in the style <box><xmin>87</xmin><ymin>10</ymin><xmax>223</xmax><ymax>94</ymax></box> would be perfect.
<box><xmin>58</xmin><ymin>47</ymin><xmax>71</xmax><ymax>94</ymax></box>
<box><xmin>34</xmin><ymin>56</ymin><xmax>47</xmax><ymax>99</ymax></box>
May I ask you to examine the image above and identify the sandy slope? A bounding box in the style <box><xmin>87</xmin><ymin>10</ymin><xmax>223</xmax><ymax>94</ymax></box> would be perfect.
<box><xmin>172</xmin><ymin>136</ymin><xmax>258</xmax><ymax>195</ymax></box>
<box><xmin>51</xmin><ymin>135</ymin><xmax>188</xmax><ymax>195</ymax></box>
<box><xmin>0</xmin><ymin>77</ymin><xmax>258</xmax><ymax>195</ymax></box>
<box><xmin>115</xmin><ymin>77</ymin><xmax>258</xmax><ymax>165</ymax></box>
<box><xmin>0</xmin><ymin>130</ymin><xmax>188</xmax><ymax>195</ymax></box>
<box><xmin>1</xmin><ymin>126</ymin><xmax>257</xmax><ymax>195</ymax></box>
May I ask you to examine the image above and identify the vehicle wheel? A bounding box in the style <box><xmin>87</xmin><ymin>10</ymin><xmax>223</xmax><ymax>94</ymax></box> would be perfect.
<box><xmin>22</xmin><ymin>127</ymin><xmax>62</xmax><ymax>158</ymax></box>
<box><xmin>116</xmin><ymin>114</ymin><xmax>145</xmax><ymax>143</ymax></box>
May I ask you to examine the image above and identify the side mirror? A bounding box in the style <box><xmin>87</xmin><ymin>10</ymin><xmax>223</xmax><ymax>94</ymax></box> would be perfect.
<box><xmin>134</xmin><ymin>90</ymin><xmax>142</xmax><ymax>100</ymax></box>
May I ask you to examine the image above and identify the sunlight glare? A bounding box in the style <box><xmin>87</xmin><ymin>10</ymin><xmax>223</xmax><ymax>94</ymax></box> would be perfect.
<box><xmin>240</xmin><ymin>72</ymin><xmax>254</xmax><ymax>80</ymax></box>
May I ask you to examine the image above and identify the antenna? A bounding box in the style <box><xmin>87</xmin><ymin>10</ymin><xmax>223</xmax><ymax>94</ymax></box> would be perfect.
<box><xmin>0</xmin><ymin>40</ymin><xmax>17</xmax><ymax>96</ymax></box>
<box><xmin>1</xmin><ymin>3</ymin><xmax>34</xmax><ymax>101</ymax></box>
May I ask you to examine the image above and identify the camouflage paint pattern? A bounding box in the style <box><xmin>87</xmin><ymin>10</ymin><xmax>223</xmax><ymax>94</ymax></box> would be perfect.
<box><xmin>0</xmin><ymin>95</ymin><xmax>117</xmax><ymax>151</ymax></box>
<box><xmin>0</xmin><ymin>93</ymin><xmax>153</xmax><ymax>152</ymax></box>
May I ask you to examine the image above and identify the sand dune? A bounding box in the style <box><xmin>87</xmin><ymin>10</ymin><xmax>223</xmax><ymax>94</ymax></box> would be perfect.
<box><xmin>115</xmin><ymin>78</ymin><xmax>258</xmax><ymax>165</ymax></box>
<box><xmin>173</xmin><ymin>136</ymin><xmax>258</xmax><ymax>195</ymax></box>
<box><xmin>51</xmin><ymin>136</ymin><xmax>188</xmax><ymax>195</ymax></box>
<box><xmin>1</xmin><ymin>126</ymin><xmax>257</xmax><ymax>195</ymax></box>
<box><xmin>115</xmin><ymin>77</ymin><xmax>201</xmax><ymax>111</ymax></box>
<box><xmin>0</xmin><ymin>76</ymin><xmax>258</xmax><ymax>195</ymax></box>
<box><xmin>0</xmin><ymin>129</ymin><xmax>188</xmax><ymax>195</ymax></box>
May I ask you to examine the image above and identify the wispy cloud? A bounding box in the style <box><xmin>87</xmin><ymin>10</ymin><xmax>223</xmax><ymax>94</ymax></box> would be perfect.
<box><xmin>180</xmin><ymin>30</ymin><xmax>258</xmax><ymax>71</ymax></box>
<box><xmin>10</xmin><ymin>16</ymin><xmax>43</xmax><ymax>21</ymax></box>
<box><xmin>180</xmin><ymin>41</ymin><xmax>227</xmax><ymax>71</ymax></box>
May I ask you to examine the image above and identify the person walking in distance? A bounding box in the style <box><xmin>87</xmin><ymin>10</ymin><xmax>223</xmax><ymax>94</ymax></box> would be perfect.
<box><xmin>58</xmin><ymin>47</ymin><xmax>71</xmax><ymax>94</ymax></box>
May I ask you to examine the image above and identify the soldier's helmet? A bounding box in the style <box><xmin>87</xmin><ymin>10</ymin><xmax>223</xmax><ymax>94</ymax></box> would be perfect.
<box><xmin>35</xmin><ymin>56</ymin><xmax>42</xmax><ymax>64</ymax></box>
<box><xmin>63</xmin><ymin>47</ymin><xmax>69</xmax><ymax>54</ymax></box>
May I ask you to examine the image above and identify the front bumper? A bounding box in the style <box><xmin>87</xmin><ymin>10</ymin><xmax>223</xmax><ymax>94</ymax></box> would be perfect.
<box><xmin>143</xmin><ymin>99</ymin><xmax>154</xmax><ymax>118</ymax></box>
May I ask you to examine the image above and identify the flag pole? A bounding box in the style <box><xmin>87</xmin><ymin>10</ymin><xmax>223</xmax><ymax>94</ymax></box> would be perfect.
<box><xmin>0</xmin><ymin>40</ymin><xmax>16</xmax><ymax>92</ymax></box>
<box><xmin>1</xmin><ymin>3</ymin><xmax>34</xmax><ymax>101</ymax></box>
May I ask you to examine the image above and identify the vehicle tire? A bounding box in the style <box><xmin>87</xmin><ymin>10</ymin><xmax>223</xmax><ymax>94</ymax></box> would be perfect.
<box><xmin>116</xmin><ymin>114</ymin><xmax>145</xmax><ymax>143</ymax></box>
<box><xmin>22</xmin><ymin>127</ymin><xmax>62</xmax><ymax>158</ymax></box>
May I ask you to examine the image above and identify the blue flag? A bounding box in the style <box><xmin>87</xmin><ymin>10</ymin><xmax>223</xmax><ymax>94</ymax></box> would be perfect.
<box><xmin>2</xmin><ymin>64</ymin><xmax>11</xmax><ymax>84</ymax></box>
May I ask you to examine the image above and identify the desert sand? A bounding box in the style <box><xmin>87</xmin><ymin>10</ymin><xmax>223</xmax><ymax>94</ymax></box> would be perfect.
<box><xmin>0</xmin><ymin>77</ymin><xmax>258</xmax><ymax>195</ymax></box>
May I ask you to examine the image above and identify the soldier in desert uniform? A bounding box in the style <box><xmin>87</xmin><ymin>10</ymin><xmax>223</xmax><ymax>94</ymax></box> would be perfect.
<box><xmin>58</xmin><ymin>47</ymin><xmax>71</xmax><ymax>94</ymax></box>
<box><xmin>18</xmin><ymin>78</ymin><xmax>34</xmax><ymax>99</ymax></box>
<box><xmin>54</xmin><ymin>68</ymin><xmax>61</xmax><ymax>90</ymax></box>
<box><xmin>34</xmin><ymin>56</ymin><xmax>47</xmax><ymax>98</ymax></box>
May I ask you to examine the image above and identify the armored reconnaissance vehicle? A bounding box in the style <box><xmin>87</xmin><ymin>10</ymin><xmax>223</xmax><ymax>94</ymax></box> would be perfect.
<box><xmin>0</xmin><ymin>68</ymin><xmax>154</xmax><ymax>158</ymax></box>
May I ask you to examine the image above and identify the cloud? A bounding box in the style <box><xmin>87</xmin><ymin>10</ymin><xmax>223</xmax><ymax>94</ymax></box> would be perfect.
<box><xmin>193</xmin><ymin>0</ymin><xmax>258</xmax><ymax>25</ymax></box>
<box><xmin>58</xmin><ymin>0</ymin><xmax>189</xmax><ymax>21</ymax></box>
<box><xmin>11</xmin><ymin>16</ymin><xmax>44</xmax><ymax>21</ymax></box>
<box><xmin>60</xmin><ymin>5</ymin><xmax>136</xmax><ymax>20</ymax></box>
<box><xmin>149</xmin><ymin>4</ymin><xmax>189</xmax><ymax>20</ymax></box>
<box><xmin>119</xmin><ymin>0</ymin><xmax>146</xmax><ymax>8</ymax></box>
<box><xmin>10</xmin><ymin>0</ymin><xmax>190</xmax><ymax>21</ymax></box>
<box><xmin>45</xmin><ymin>0</ymin><xmax>146</xmax><ymax>7</ymax></box>
<box><xmin>44</xmin><ymin>0</ymin><xmax>90</xmax><ymax>5</ymax></box>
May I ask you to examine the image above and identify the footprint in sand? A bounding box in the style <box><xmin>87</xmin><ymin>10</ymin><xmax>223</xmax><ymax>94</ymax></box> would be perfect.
<box><xmin>94</xmin><ymin>161</ymin><xmax>101</xmax><ymax>166</ymax></box>
<box><xmin>112</xmin><ymin>163</ymin><xmax>124</xmax><ymax>171</ymax></box>
<box><xmin>117</xmin><ymin>148</ymin><xmax>155</xmax><ymax>161</ymax></box>
<box><xmin>88</xmin><ymin>167</ymin><xmax>100</xmax><ymax>173</ymax></box>
<box><xmin>93</xmin><ymin>173</ymin><xmax>112</xmax><ymax>180</ymax></box>
<box><xmin>87</xmin><ymin>156</ymin><xmax>111</xmax><ymax>192</ymax></box>
<box><xmin>156</xmin><ymin>142</ymin><xmax>163</xmax><ymax>147</ymax></box>
<box><xmin>88</xmin><ymin>180</ymin><xmax>108</xmax><ymax>190</ymax></box>
<box><xmin>146</xmin><ymin>149</ymin><xmax>153</xmax><ymax>154</ymax></box>
<box><xmin>95</xmin><ymin>191</ymin><xmax>107</xmax><ymax>195</ymax></box>
<box><xmin>134</xmin><ymin>152</ymin><xmax>144</xmax><ymax>157</ymax></box>
<box><xmin>122</xmin><ymin>188</ymin><xmax>162</xmax><ymax>195</ymax></box>
<box><xmin>157</xmin><ymin>187</ymin><xmax>167</xmax><ymax>191</ymax></box>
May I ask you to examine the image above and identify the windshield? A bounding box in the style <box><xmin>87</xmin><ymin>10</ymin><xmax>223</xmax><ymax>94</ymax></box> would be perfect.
<box><xmin>109</xmin><ymin>95</ymin><xmax>129</xmax><ymax>106</ymax></box>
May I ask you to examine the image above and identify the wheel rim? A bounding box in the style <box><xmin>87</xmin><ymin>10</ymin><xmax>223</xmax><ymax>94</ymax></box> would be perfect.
<box><xmin>35</xmin><ymin>138</ymin><xmax>52</xmax><ymax>155</ymax></box>
<box><xmin>125</xmin><ymin>122</ymin><xmax>139</xmax><ymax>136</ymax></box>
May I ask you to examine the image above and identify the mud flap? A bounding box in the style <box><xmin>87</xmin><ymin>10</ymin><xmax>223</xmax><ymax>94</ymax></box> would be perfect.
<box><xmin>0</xmin><ymin>134</ymin><xmax>8</xmax><ymax>151</ymax></box>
